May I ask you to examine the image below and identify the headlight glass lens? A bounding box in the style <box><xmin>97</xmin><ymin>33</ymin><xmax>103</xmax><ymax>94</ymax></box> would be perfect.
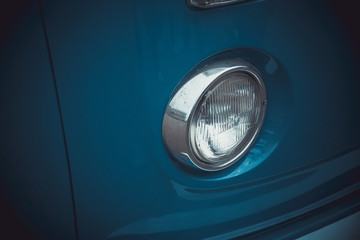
<box><xmin>191</xmin><ymin>72</ymin><xmax>262</xmax><ymax>164</ymax></box>
<box><xmin>162</xmin><ymin>57</ymin><xmax>266</xmax><ymax>171</ymax></box>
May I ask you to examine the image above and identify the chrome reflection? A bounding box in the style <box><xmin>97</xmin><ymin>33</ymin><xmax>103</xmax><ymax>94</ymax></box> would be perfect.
<box><xmin>188</xmin><ymin>0</ymin><xmax>250</xmax><ymax>9</ymax></box>
<box><xmin>162</xmin><ymin>58</ymin><xmax>267</xmax><ymax>171</ymax></box>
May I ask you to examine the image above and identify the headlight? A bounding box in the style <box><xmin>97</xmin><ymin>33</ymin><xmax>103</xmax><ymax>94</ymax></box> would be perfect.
<box><xmin>162</xmin><ymin>58</ymin><xmax>267</xmax><ymax>171</ymax></box>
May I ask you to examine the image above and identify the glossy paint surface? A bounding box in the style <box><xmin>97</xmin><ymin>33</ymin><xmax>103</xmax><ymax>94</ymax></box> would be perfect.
<box><xmin>0</xmin><ymin>1</ymin><xmax>76</xmax><ymax>239</ymax></box>
<box><xmin>1</xmin><ymin>0</ymin><xmax>359</xmax><ymax>239</ymax></box>
<box><xmin>41</xmin><ymin>0</ymin><xmax>360</xmax><ymax>238</ymax></box>
<box><xmin>41</xmin><ymin>0</ymin><xmax>360</xmax><ymax>239</ymax></box>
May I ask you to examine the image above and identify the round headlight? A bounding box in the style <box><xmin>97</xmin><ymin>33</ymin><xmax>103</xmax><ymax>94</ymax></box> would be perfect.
<box><xmin>162</xmin><ymin>58</ymin><xmax>266</xmax><ymax>171</ymax></box>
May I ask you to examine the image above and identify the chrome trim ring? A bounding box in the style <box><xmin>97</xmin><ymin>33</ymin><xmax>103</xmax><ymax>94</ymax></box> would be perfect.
<box><xmin>162</xmin><ymin>58</ymin><xmax>267</xmax><ymax>171</ymax></box>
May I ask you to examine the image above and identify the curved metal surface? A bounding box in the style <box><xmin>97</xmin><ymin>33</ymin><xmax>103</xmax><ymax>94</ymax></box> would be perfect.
<box><xmin>187</xmin><ymin>0</ymin><xmax>251</xmax><ymax>9</ymax></box>
<box><xmin>162</xmin><ymin>57</ymin><xmax>267</xmax><ymax>171</ymax></box>
<box><xmin>1</xmin><ymin>0</ymin><xmax>359</xmax><ymax>239</ymax></box>
<box><xmin>0</xmin><ymin>1</ymin><xmax>78</xmax><ymax>239</ymax></box>
<box><xmin>41</xmin><ymin>0</ymin><xmax>360</xmax><ymax>239</ymax></box>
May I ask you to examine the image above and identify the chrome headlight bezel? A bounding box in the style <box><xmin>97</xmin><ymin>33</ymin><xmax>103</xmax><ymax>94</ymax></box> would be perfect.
<box><xmin>162</xmin><ymin>58</ymin><xmax>267</xmax><ymax>171</ymax></box>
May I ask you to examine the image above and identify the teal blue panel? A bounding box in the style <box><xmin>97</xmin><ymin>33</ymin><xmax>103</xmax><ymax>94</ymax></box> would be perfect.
<box><xmin>0</xmin><ymin>1</ymin><xmax>77</xmax><ymax>239</ymax></box>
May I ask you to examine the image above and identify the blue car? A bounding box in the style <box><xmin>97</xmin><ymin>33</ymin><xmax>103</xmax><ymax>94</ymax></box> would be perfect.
<box><xmin>0</xmin><ymin>0</ymin><xmax>359</xmax><ymax>239</ymax></box>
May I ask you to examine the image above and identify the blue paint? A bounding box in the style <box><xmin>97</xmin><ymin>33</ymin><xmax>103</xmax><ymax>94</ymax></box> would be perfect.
<box><xmin>40</xmin><ymin>0</ymin><xmax>360</xmax><ymax>238</ymax></box>
<box><xmin>1</xmin><ymin>0</ymin><xmax>359</xmax><ymax>239</ymax></box>
<box><xmin>0</xmin><ymin>1</ymin><xmax>76</xmax><ymax>239</ymax></box>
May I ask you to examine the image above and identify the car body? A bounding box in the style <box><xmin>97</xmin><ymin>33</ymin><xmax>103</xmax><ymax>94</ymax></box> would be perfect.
<box><xmin>0</xmin><ymin>0</ymin><xmax>359</xmax><ymax>239</ymax></box>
